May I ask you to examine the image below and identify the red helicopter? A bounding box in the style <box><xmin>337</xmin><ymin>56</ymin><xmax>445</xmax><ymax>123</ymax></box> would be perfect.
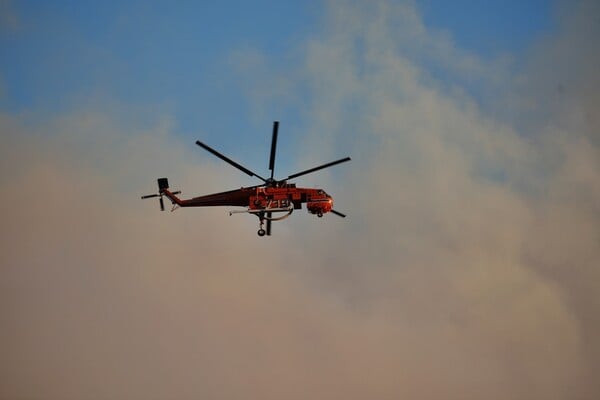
<box><xmin>142</xmin><ymin>121</ymin><xmax>350</xmax><ymax>236</ymax></box>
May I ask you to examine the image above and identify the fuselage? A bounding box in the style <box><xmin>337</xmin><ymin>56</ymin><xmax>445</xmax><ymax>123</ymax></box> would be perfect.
<box><xmin>163</xmin><ymin>183</ymin><xmax>333</xmax><ymax>216</ymax></box>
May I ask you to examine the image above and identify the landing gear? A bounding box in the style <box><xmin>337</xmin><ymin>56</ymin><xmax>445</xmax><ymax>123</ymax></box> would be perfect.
<box><xmin>317</xmin><ymin>211</ymin><xmax>323</xmax><ymax>218</ymax></box>
<box><xmin>257</xmin><ymin>212</ymin><xmax>266</xmax><ymax>236</ymax></box>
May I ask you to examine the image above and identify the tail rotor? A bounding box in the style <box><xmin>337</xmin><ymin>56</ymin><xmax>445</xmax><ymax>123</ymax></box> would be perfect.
<box><xmin>141</xmin><ymin>178</ymin><xmax>180</xmax><ymax>211</ymax></box>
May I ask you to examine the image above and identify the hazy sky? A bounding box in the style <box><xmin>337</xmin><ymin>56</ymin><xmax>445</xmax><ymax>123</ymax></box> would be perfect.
<box><xmin>1</xmin><ymin>1</ymin><xmax>599</xmax><ymax>399</ymax></box>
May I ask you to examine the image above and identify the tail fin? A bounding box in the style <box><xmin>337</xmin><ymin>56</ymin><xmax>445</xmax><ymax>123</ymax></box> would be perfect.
<box><xmin>158</xmin><ymin>177</ymin><xmax>169</xmax><ymax>192</ymax></box>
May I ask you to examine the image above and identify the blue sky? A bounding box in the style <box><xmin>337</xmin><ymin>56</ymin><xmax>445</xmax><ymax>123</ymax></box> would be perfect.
<box><xmin>422</xmin><ymin>0</ymin><xmax>554</xmax><ymax>56</ymax></box>
<box><xmin>0</xmin><ymin>0</ymin><xmax>559</xmax><ymax>179</ymax></box>
<box><xmin>2</xmin><ymin>2</ymin><xmax>313</xmax><ymax>129</ymax></box>
<box><xmin>2</xmin><ymin>0</ymin><xmax>555</xmax><ymax>137</ymax></box>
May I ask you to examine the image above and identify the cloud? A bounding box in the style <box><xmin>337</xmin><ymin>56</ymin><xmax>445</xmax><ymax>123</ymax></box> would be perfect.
<box><xmin>1</xmin><ymin>1</ymin><xmax>598</xmax><ymax>399</ymax></box>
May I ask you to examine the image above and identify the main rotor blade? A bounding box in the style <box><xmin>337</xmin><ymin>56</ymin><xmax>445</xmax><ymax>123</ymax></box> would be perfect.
<box><xmin>286</xmin><ymin>156</ymin><xmax>351</xmax><ymax>180</ymax></box>
<box><xmin>266</xmin><ymin>212</ymin><xmax>272</xmax><ymax>235</ymax></box>
<box><xmin>141</xmin><ymin>194</ymin><xmax>160</xmax><ymax>199</ymax></box>
<box><xmin>196</xmin><ymin>141</ymin><xmax>267</xmax><ymax>182</ymax></box>
<box><xmin>159</xmin><ymin>197</ymin><xmax>165</xmax><ymax>211</ymax></box>
<box><xmin>330</xmin><ymin>209</ymin><xmax>346</xmax><ymax>218</ymax></box>
<box><xmin>269</xmin><ymin>121</ymin><xmax>279</xmax><ymax>179</ymax></box>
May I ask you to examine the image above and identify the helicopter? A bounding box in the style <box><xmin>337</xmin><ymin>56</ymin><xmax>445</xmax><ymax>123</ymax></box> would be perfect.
<box><xmin>141</xmin><ymin>121</ymin><xmax>350</xmax><ymax>236</ymax></box>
